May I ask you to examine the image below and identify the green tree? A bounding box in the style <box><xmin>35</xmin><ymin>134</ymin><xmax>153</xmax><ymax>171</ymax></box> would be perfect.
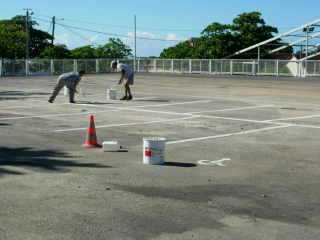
<box><xmin>0</xmin><ymin>15</ymin><xmax>53</xmax><ymax>58</ymax></box>
<box><xmin>96</xmin><ymin>38</ymin><xmax>132</xmax><ymax>58</ymax></box>
<box><xmin>10</xmin><ymin>15</ymin><xmax>53</xmax><ymax>58</ymax></box>
<box><xmin>160</xmin><ymin>11</ymin><xmax>292</xmax><ymax>59</ymax></box>
<box><xmin>39</xmin><ymin>44</ymin><xmax>71</xmax><ymax>59</ymax></box>
<box><xmin>0</xmin><ymin>22</ymin><xmax>26</xmax><ymax>58</ymax></box>
<box><xmin>231</xmin><ymin>12</ymin><xmax>291</xmax><ymax>58</ymax></box>
<box><xmin>70</xmin><ymin>45</ymin><xmax>96</xmax><ymax>59</ymax></box>
<box><xmin>160</xmin><ymin>41</ymin><xmax>194</xmax><ymax>59</ymax></box>
<box><xmin>69</xmin><ymin>38</ymin><xmax>132</xmax><ymax>59</ymax></box>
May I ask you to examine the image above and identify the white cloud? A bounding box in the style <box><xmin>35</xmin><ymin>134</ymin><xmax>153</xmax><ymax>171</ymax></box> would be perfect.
<box><xmin>127</xmin><ymin>31</ymin><xmax>156</xmax><ymax>39</ymax></box>
<box><xmin>166</xmin><ymin>33</ymin><xmax>178</xmax><ymax>41</ymax></box>
<box><xmin>56</xmin><ymin>30</ymin><xmax>182</xmax><ymax>56</ymax></box>
<box><xmin>124</xmin><ymin>31</ymin><xmax>184</xmax><ymax>57</ymax></box>
<box><xmin>55</xmin><ymin>33</ymin><xmax>72</xmax><ymax>47</ymax></box>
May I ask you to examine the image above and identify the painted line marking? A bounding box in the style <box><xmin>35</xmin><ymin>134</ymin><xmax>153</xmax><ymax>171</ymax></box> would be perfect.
<box><xmin>188</xmin><ymin>105</ymin><xmax>274</xmax><ymax>114</ymax></box>
<box><xmin>0</xmin><ymin>109</ymin><xmax>120</xmax><ymax>121</ymax></box>
<box><xmin>263</xmin><ymin>114</ymin><xmax>320</xmax><ymax>123</ymax></box>
<box><xmin>134</xmin><ymin>91</ymin><xmax>320</xmax><ymax>110</ymax></box>
<box><xmin>0</xmin><ymin>101</ymin><xmax>70</xmax><ymax>110</ymax></box>
<box><xmin>54</xmin><ymin>116</ymin><xmax>199</xmax><ymax>132</ymax></box>
<box><xmin>130</xmin><ymin>97</ymin><xmax>158</xmax><ymax>101</ymax></box>
<box><xmin>75</xmin><ymin>99</ymin><xmax>212</xmax><ymax>110</ymax></box>
<box><xmin>196</xmin><ymin>114</ymin><xmax>282</xmax><ymax>125</ymax></box>
<box><xmin>279</xmin><ymin>123</ymin><xmax>320</xmax><ymax>130</ymax></box>
<box><xmin>124</xmin><ymin>108</ymin><xmax>192</xmax><ymax>116</ymax></box>
<box><xmin>167</xmin><ymin>125</ymin><xmax>292</xmax><ymax>145</ymax></box>
<box><xmin>198</xmin><ymin>158</ymin><xmax>231</xmax><ymax>167</ymax></box>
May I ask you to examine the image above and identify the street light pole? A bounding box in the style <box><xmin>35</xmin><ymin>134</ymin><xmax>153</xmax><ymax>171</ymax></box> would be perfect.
<box><xmin>134</xmin><ymin>15</ymin><xmax>137</xmax><ymax>72</ymax></box>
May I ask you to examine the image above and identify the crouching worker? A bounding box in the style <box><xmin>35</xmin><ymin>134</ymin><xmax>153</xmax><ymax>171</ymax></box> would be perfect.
<box><xmin>111</xmin><ymin>61</ymin><xmax>134</xmax><ymax>101</ymax></box>
<box><xmin>48</xmin><ymin>70</ymin><xmax>85</xmax><ymax>104</ymax></box>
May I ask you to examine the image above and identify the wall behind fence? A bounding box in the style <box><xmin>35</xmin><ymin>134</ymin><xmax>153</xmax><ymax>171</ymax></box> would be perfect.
<box><xmin>0</xmin><ymin>59</ymin><xmax>319</xmax><ymax>77</ymax></box>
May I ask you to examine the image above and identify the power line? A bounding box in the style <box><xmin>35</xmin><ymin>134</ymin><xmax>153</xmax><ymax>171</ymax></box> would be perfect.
<box><xmin>61</xmin><ymin>24</ymin><xmax>97</xmax><ymax>45</ymax></box>
<box><xmin>33</xmin><ymin>16</ymin><xmax>184</xmax><ymax>42</ymax></box>
<box><xmin>33</xmin><ymin>13</ymin><xmax>201</xmax><ymax>33</ymax></box>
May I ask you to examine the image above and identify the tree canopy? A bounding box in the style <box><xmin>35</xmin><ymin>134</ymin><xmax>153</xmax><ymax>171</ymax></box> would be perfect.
<box><xmin>1</xmin><ymin>12</ymin><xmax>293</xmax><ymax>59</ymax></box>
<box><xmin>69</xmin><ymin>38</ymin><xmax>132</xmax><ymax>59</ymax></box>
<box><xmin>160</xmin><ymin>12</ymin><xmax>292</xmax><ymax>59</ymax></box>
<box><xmin>0</xmin><ymin>15</ymin><xmax>132</xmax><ymax>59</ymax></box>
<box><xmin>39</xmin><ymin>44</ymin><xmax>71</xmax><ymax>59</ymax></box>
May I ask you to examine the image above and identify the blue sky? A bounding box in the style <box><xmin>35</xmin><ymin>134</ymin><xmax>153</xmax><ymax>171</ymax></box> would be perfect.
<box><xmin>2</xmin><ymin>0</ymin><xmax>320</xmax><ymax>56</ymax></box>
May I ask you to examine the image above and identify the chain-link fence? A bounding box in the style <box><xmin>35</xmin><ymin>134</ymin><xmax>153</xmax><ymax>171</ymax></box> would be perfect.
<box><xmin>0</xmin><ymin>58</ymin><xmax>319</xmax><ymax>77</ymax></box>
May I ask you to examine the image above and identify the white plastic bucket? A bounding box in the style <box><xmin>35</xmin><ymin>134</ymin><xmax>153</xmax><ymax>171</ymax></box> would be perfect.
<box><xmin>103</xmin><ymin>141</ymin><xmax>121</xmax><ymax>152</ymax></box>
<box><xmin>107</xmin><ymin>89</ymin><xmax>118</xmax><ymax>100</ymax></box>
<box><xmin>64</xmin><ymin>86</ymin><xmax>69</xmax><ymax>96</ymax></box>
<box><xmin>143</xmin><ymin>137</ymin><xmax>166</xmax><ymax>165</ymax></box>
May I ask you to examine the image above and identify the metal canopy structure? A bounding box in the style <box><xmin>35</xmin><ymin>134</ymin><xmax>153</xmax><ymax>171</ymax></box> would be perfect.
<box><xmin>231</xmin><ymin>18</ymin><xmax>320</xmax><ymax>61</ymax></box>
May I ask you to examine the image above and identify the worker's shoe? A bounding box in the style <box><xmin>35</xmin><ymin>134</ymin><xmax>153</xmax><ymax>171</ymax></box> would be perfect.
<box><xmin>127</xmin><ymin>95</ymin><xmax>133</xmax><ymax>101</ymax></box>
<box><xmin>69</xmin><ymin>100</ymin><xmax>76</xmax><ymax>104</ymax></box>
<box><xmin>120</xmin><ymin>96</ymin><xmax>128</xmax><ymax>100</ymax></box>
<box><xmin>48</xmin><ymin>99</ymin><xmax>54</xmax><ymax>103</ymax></box>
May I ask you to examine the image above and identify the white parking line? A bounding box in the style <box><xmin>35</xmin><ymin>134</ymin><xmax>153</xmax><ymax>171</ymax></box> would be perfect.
<box><xmin>0</xmin><ymin>103</ymin><xmax>71</xmax><ymax>110</ymax></box>
<box><xmin>54</xmin><ymin>116</ymin><xmax>199</xmax><ymax>132</ymax></box>
<box><xmin>124</xmin><ymin>108</ymin><xmax>192</xmax><ymax>116</ymax></box>
<box><xmin>263</xmin><ymin>114</ymin><xmax>320</xmax><ymax>123</ymax></box>
<box><xmin>278</xmin><ymin>123</ymin><xmax>320</xmax><ymax>130</ymax></box>
<box><xmin>76</xmin><ymin>99</ymin><xmax>212</xmax><ymax>110</ymax></box>
<box><xmin>0</xmin><ymin>109</ymin><xmax>120</xmax><ymax>121</ymax></box>
<box><xmin>167</xmin><ymin>125</ymin><xmax>292</xmax><ymax>145</ymax></box>
<box><xmin>188</xmin><ymin>105</ymin><xmax>274</xmax><ymax>114</ymax></box>
<box><xmin>197</xmin><ymin>114</ymin><xmax>277</xmax><ymax>124</ymax></box>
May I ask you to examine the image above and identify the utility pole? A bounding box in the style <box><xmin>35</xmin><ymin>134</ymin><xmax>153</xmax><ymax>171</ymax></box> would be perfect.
<box><xmin>23</xmin><ymin>8</ymin><xmax>32</xmax><ymax>59</ymax></box>
<box><xmin>134</xmin><ymin>15</ymin><xmax>137</xmax><ymax>72</ymax></box>
<box><xmin>306</xmin><ymin>27</ymin><xmax>309</xmax><ymax>59</ymax></box>
<box><xmin>51</xmin><ymin>16</ymin><xmax>56</xmax><ymax>45</ymax></box>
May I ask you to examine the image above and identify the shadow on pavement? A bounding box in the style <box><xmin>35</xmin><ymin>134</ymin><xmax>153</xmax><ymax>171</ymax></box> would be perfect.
<box><xmin>163</xmin><ymin>162</ymin><xmax>197</xmax><ymax>168</ymax></box>
<box><xmin>0</xmin><ymin>147</ymin><xmax>110</xmax><ymax>176</ymax></box>
<box><xmin>0</xmin><ymin>91</ymin><xmax>49</xmax><ymax>101</ymax></box>
<box><xmin>135</xmin><ymin>99</ymin><xmax>170</xmax><ymax>103</ymax></box>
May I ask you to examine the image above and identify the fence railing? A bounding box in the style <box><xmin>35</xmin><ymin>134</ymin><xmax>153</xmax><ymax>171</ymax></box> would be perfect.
<box><xmin>0</xmin><ymin>58</ymin><xmax>319</xmax><ymax>77</ymax></box>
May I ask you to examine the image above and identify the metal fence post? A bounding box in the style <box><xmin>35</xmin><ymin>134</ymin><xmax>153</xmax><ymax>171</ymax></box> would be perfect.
<box><xmin>0</xmin><ymin>59</ymin><xmax>2</xmax><ymax>77</ymax></box>
<box><xmin>154</xmin><ymin>59</ymin><xmax>157</xmax><ymax>72</ymax></box>
<box><xmin>230</xmin><ymin>60</ymin><xmax>233</xmax><ymax>75</ymax></box>
<box><xmin>73</xmin><ymin>59</ymin><xmax>78</xmax><ymax>72</ymax></box>
<box><xmin>25</xmin><ymin>59</ymin><xmax>30</xmax><ymax>76</ymax></box>
<box><xmin>137</xmin><ymin>58</ymin><xmax>140</xmax><ymax>72</ymax></box>
<box><xmin>50</xmin><ymin>59</ymin><xmax>54</xmax><ymax>75</ymax></box>
<box><xmin>96</xmin><ymin>59</ymin><xmax>99</xmax><ymax>74</ymax></box>
<box><xmin>276</xmin><ymin>60</ymin><xmax>279</xmax><ymax>77</ymax></box>
<box><xmin>189</xmin><ymin>59</ymin><xmax>192</xmax><ymax>74</ymax></box>
<box><xmin>209</xmin><ymin>59</ymin><xmax>212</xmax><ymax>74</ymax></box>
<box><xmin>252</xmin><ymin>60</ymin><xmax>256</xmax><ymax>75</ymax></box>
<box><xmin>171</xmin><ymin>59</ymin><xmax>174</xmax><ymax>73</ymax></box>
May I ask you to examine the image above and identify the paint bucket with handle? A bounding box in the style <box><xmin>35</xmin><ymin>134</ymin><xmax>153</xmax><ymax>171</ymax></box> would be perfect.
<box><xmin>143</xmin><ymin>137</ymin><xmax>167</xmax><ymax>165</ymax></box>
<box><xmin>107</xmin><ymin>83</ymin><xmax>120</xmax><ymax>100</ymax></box>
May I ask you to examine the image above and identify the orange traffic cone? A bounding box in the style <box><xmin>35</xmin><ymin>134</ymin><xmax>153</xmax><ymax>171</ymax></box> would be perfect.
<box><xmin>83</xmin><ymin>115</ymin><xmax>101</xmax><ymax>148</ymax></box>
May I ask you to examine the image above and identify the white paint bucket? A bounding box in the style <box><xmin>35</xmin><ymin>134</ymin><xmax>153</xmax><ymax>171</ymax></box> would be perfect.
<box><xmin>103</xmin><ymin>141</ymin><xmax>121</xmax><ymax>152</ymax></box>
<box><xmin>63</xmin><ymin>86</ymin><xmax>69</xmax><ymax>96</ymax></box>
<box><xmin>107</xmin><ymin>89</ymin><xmax>118</xmax><ymax>100</ymax></box>
<box><xmin>143</xmin><ymin>137</ymin><xmax>166</xmax><ymax>165</ymax></box>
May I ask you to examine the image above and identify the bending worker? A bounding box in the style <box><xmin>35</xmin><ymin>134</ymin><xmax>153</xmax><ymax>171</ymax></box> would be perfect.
<box><xmin>111</xmin><ymin>61</ymin><xmax>134</xmax><ymax>100</ymax></box>
<box><xmin>48</xmin><ymin>70</ymin><xmax>85</xmax><ymax>104</ymax></box>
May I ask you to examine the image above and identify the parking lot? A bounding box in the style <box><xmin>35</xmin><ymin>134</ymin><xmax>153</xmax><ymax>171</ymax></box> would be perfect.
<box><xmin>0</xmin><ymin>73</ymin><xmax>320</xmax><ymax>240</ymax></box>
